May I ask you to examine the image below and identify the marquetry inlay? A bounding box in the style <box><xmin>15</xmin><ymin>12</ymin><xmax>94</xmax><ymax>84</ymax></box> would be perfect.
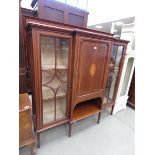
<box><xmin>90</xmin><ymin>64</ymin><xmax>96</xmax><ymax>76</ymax></box>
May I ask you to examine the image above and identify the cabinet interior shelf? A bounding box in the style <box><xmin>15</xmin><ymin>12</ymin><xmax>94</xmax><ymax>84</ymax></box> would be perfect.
<box><xmin>42</xmin><ymin>65</ymin><xmax>67</xmax><ymax>70</ymax></box>
<box><xmin>43</xmin><ymin>94</ymin><xmax>66</xmax><ymax>102</ymax></box>
<box><xmin>72</xmin><ymin>99</ymin><xmax>101</xmax><ymax>122</ymax></box>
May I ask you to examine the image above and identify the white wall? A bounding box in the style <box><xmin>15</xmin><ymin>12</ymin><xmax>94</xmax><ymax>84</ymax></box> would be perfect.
<box><xmin>21</xmin><ymin>0</ymin><xmax>32</xmax><ymax>9</ymax></box>
<box><xmin>87</xmin><ymin>0</ymin><xmax>135</xmax><ymax>26</ymax></box>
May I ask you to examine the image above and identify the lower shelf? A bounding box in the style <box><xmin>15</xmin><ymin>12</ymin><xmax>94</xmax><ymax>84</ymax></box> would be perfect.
<box><xmin>72</xmin><ymin>99</ymin><xmax>101</xmax><ymax>122</ymax></box>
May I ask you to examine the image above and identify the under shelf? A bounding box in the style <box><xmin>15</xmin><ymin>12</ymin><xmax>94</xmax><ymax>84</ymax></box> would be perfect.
<box><xmin>72</xmin><ymin>99</ymin><xmax>101</xmax><ymax>122</ymax></box>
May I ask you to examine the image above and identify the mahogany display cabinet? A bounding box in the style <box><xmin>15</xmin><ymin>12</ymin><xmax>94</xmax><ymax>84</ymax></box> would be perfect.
<box><xmin>24</xmin><ymin>16</ymin><xmax>128</xmax><ymax>147</ymax></box>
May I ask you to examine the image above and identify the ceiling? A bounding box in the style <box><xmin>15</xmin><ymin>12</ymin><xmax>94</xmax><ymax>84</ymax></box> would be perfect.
<box><xmin>88</xmin><ymin>16</ymin><xmax>135</xmax><ymax>36</ymax></box>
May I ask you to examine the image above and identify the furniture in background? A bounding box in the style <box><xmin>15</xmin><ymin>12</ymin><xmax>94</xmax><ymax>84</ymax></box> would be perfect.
<box><xmin>19</xmin><ymin>93</ymin><xmax>36</xmax><ymax>155</ymax></box>
<box><xmin>112</xmin><ymin>23</ymin><xmax>135</xmax><ymax>114</ymax></box>
<box><xmin>24</xmin><ymin>15</ymin><xmax>128</xmax><ymax>147</ymax></box>
<box><xmin>127</xmin><ymin>69</ymin><xmax>135</xmax><ymax>109</ymax></box>
<box><xmin>31</xmin><ymin>0</ymin><xmax>89</xmax><ymax>27</ymax></box>
<box><xmin>19</xmin><ymin>0</ymin><xmax>28</xmax><ymax>93</ymax></box>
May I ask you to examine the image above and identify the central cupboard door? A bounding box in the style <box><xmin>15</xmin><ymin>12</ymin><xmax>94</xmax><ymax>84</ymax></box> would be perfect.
<box><xmin>76</xmin><ymin>38</ymin><xmax>109</xmax><ymax>98</ymax></box>
<box><xmin>39</xmin><ymin>32</ymin><xmax>71</xmax><ymax>126</ymax></box>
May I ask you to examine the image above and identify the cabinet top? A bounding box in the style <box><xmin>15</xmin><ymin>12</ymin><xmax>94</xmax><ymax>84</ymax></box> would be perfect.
<box><xmin>24</xmin><ymin>16</ymin><xmax>129</xmax><ymax>44</ymax></box>
<box><xmin>19</xmin><ymin>93</ymin><xmax>31</xmax><ymax>112</ymax></box>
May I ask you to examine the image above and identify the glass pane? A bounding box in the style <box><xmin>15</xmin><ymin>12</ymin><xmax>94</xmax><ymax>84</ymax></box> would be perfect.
<box><xmin>103</xmin><ymin>45</ymin><xmax>124</xmax><ymax>104</ymax></box>
<box><xmin>115</xmin><ymin>46</ymin><xmax>123</xmax><ymax>66</ymax></box>
<box><xmin>110</xmin><ymin>45</ymin><xmax>117</xmax><ymax>68</ymax></box>
<box><xmin>43</xmin><ymin>100</ymin><xmax>55</xmax><ymax>124</ymax></box>
<box><xmin>56</xmin><ymin>97</ymin><xmax>67</xmax><ymax>119</ymax></box>
<box><xmin>41</xmin><ymin>35</ymin><xmax>69</xmax><ymax>125</ymax></box>
<box><xmin>56</xmin><ymin>38</ymin><xmax>69</xmax><ymax>68</ymax></box>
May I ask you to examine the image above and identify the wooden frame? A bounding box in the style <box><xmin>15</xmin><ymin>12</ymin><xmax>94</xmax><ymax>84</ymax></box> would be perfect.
<box><xmin>26</xmin><ymin>22</ymin><xmax>74</xmax><ymax>147</ymax></box>
<box><xmin>102</xmin><ymin>41</ymin><xmax>128</xmax><ymax>114</ymax></box>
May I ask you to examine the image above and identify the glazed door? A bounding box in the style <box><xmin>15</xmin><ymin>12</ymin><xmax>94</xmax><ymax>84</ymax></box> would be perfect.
<box><xmin>103</xmin><ymin>44</ymin><xmax>125</xmax><ymax>105</ymax></box>
<box><xmin>39</xmin><ymin>32</ymin><xmax>71</xmax><ymax>126</ymax></box>
<box><xmin>76</xmin><ymin>38</ymin><xmax>109</xmax><ymax>100</ymax></box>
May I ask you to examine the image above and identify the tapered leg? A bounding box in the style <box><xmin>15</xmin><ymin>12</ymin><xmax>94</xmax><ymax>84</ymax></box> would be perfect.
<box><xmin>97</xmin><ymin>112</ymin><xmax>101</xmax><ymax>124</ymax></box>
<box><xmin>69</xmin><ymin>122</ymin><xmax>72</xmax><ymax>137</ymax></box>
<box><xmin>111</xmin><ymin>105</ymin><xmax>114</xmax><ymax>115</ymax></box>
<box><xmin>37</xmin><ymin>133</ymin><xmax>40</xmax><ymax>148</ymax></box>
<box><xmin>31</xmin><ymin>140</ymin><xmax>36</xmax><ymax>155</ymax></box>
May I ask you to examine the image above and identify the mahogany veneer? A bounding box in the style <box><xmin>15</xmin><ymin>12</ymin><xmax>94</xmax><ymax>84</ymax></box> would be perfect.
<box><xmin>24</xmin><ymin>16</ymin><xmax>128</xmax><ymax>147</ymax></box>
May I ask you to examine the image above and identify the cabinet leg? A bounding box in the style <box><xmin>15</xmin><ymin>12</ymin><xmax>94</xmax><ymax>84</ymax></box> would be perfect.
<box><xmin>97</xmin><ymin>112</ymin><xmax>101</xmax><ymax>124</ymax></box>
<box><xmin>69</xmin><ymin>122</ymin><xmax>72</xmax><ymax>137</ymax></box>
<box><xmin>37</xmin><ymin>133</ymin><xmax>40</xmax><ymax>148</ymax></box>
<box><xmin>111</xmin><ymin>105</ymin><xmax>115</xmax><ymax>115</ymax></box>
<box><xmin>31</xmin><ymin>140</ymin><xmax>36</xmax><ymax>155</ymax></box>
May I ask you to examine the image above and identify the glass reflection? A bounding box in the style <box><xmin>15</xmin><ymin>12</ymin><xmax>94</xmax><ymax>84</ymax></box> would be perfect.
<box><xmin>103</xmin><ymin>45</ymin><xmax>124</xmax><ymax>104</ymax></box>
<box><xmin>41</xmin><ymin>35</ymin><xmax>69</xmax><ymax>124</ymax></box>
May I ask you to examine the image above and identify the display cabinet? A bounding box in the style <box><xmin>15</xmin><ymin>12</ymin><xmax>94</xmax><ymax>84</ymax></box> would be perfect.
<box><xmin>24</xmin><ymin>16</ymin><xmax>128</xmax><ymax>146</ymax></box>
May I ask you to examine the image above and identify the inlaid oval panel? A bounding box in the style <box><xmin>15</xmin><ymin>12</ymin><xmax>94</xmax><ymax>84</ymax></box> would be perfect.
<box><xmin>89</xmin><ymin>64</ymin><xmax>96</xmax><ymax>76</ymax></box>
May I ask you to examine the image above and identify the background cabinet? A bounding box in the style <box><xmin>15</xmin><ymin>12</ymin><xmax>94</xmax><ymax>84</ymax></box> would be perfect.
<box><xmin>19</xmin><ymin>93</ymin><xmax>36</xmax><ymax>155</ymax></box>
<box><xmin>31</xmin><ymin>0</ymin><xmax>89</xmax><ymax>27</ymax></box>
<box><xmin>127</xmin><ymin>69</ymin><xmax>135</xmax><ymax>109</ymax></box>
<box><xmin>112</xmin><ymin>23</ymin><xmax>135</xmax><ymax>114</ymax></box>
